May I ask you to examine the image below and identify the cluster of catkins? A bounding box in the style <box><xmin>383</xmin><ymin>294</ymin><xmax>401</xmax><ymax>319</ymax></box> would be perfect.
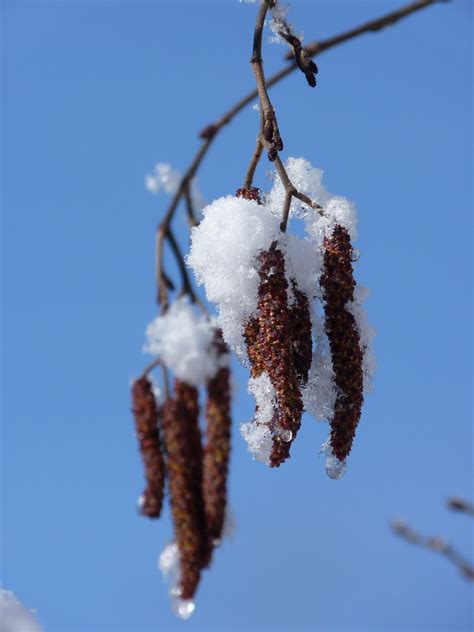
<box><xmin>235</xmin><ymin>189</ymin><xmax>362</xmax><ymax>467</ymax></box>
<box><xmin>136</xmin><ymin>158</ymin><xmax>375</xmax><ymax>617</ymax></box>
<box><xmin>188</xmin><ymin>157</ymin><xmax>375</xmax><ymax>475</ymax></box>
<box><xmin>132</xmin><ymin>305</ymin><xmax>232</xmax><ymax>614</ymax></box>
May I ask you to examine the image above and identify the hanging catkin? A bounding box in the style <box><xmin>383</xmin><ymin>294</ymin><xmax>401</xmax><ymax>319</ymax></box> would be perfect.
<box><xmin>131</xmin><ymin>376</ymin><xmax>165</xmax><ymax>518</ymax></box>
<box><xmin>320</xmin><ymin>224</ymin><xmax>364</xmax><ymax>461</ymax></box>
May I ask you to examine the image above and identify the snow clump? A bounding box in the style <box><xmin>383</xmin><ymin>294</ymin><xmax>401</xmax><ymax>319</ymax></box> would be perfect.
<box><xmin>0</xmin><ymin>590</ymin><xmax>43</xmax><ymax>632</ymax></box>
<box><xmin>144</xmin><ymin>297</ymin><xmax>221</xmax><ymax>386</ymax></box>
<box><xmin>187</xmin><ymin>195</ymin><xmax>280</xmax><ymax>356</ymax></box>
<box><xmin>145</xmin><ymin>162</ymin><xmax>205</xmax><ymax>213</ymax></box>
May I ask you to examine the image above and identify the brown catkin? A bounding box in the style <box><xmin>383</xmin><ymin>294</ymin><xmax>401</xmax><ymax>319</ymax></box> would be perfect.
<box><xmin>289</xmin><ymin>280</ymin><xmax>313</xmax><ymax>385</ymax></box>
<box><xmin>320</xmin><ymin>224</ymin><xmax>364</xmax><ymax>461</ymax></box>
<box><xmin>245</xmin><ymin>243</ymin><xmax>304</xmax><ymax>467</ymax></box>
<box><xmin>236</xmin><ymin>187</ymin><xmax>262</xmax><ymax>204</ymax></box>
<box><xmin>162</xmin><ymin>381</ymin><xmax>207</xmax><ymax>600</ymax></box>
<box><xmin>131</xmin><ymin>376</ymin><xmax>165</xmax><ymax>519</ymax></box>
<box><xmin>202</xmin><ymin>331</ymin><xmax>232</xmax><ymax>555</ymax></box>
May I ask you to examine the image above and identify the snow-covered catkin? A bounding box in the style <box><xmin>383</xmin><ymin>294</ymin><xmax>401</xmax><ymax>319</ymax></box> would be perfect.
<box><xmin>162</xmin><ymin>381</ymin><xmax>207</xmax><ymax>600</ymax></box>
<box><xmin>202</xmin><ymin>331</ymin><xmax>232</xmax><ymax>553</ymax></box>
<box><xmin>249</xmin><ymin>244</ymin><xmax>304</xmax><ymax>467</ymax></box>
<box><xmin>131</xmin><ymin>376</ymin><xmax>165</xmax><ymax>519</ymax></box>
<box><xmin>320</xmin><ymin>224</ymin><xmax>364</xmax><ymax>461</ymax></box>
<box><xmin>289</xmin><ymin>281</ymin><xmax>313</xmax><ymax>385</ymax></box>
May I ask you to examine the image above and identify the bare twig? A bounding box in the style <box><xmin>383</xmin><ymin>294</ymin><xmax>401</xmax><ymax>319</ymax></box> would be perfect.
<box><xmin>155</xmin><ymin>226</ymin><xmax>206</xmax><ymax>312</ymax></box>
<box><xmin>391</xmin><ymin>519</ymin><xmax>474</xmax><ymax>582</ymax></box>
<box><xmin>243</xmin><ymin>110</ymin><xmax>265</xmax><ymax>190</ymax></box>
<box><xmin>249</xmin><ymin>1</ymin><xmax>324</xmax><ymax>231</ymax></box>
<box><xmin>286</xmin><ymin>0</ymin><xmax>448</xmax><ymax>61</ymax></box>
<box><xmin>139</xmin><ymin>357</ymin><xmax>170</xmax><ymax>402</ymax></box>
<box><xmin>184</xmin><ymin>183</ymin><xmax>199</xmax><ymax>228</ymax></box>
<box><xmin>155</xmin><ymin>138</ymin><xmax>212</xmax><ymax>310</ymax></box>
<box><xmin>447</xmin><ymin>497</ymin><xmax>474</xmax><ymax>517</ymax></box>
<box><xmin>140</xmin><ymin>357</ymin><xmax>161</xmax><ymax>379</ymax></box>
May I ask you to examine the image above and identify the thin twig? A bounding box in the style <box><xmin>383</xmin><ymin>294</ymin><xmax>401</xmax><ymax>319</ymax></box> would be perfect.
<box><xmin>286</xmin><ymin>0</ymin><xmax>448</xmax><ymax>61</ymax></box>
<box><xmin>155</xmin><ymin>138</ymin><xmax>212</xmax><ymax>309</ymax></box>
<box><xmin>184</xmin><ymin>183</ymin><xmax>199</xmax><ymax>228</ymax></box>
<box><xmin>243</xmin><ymin>109</ymin><xmax>265</xmax><ymax>190</ymax></box>
<box><xmin>140</xmin><ymin>357</ymin><xmax>161</xmax><ymax>379</ymax></box>
<box><xmin>391</xmin><ymin>519</ymin><xmax>474</xmax><ymax>581</ymax></box>
<box><xmin>156</xmin><ymin>226</ymin><xmax>206</xmax><ymax>312</ymax></box>
<box><xmin>250</xmin><ymin>0</ymin><xmax>324</xmax><ymax>231</ymax></box>
<box><xmin>161</xmin><ymin>363</ymin><xmax>170</xmax><ymax>400</ymax></box>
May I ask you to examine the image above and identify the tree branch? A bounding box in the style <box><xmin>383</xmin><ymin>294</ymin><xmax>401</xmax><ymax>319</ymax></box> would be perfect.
<box><xmin>391</xmin><ymin>518</ymin><xmax>474</xmax><ymax>581</ymax></box>
<box><xmin>155</xmin><ymin>0</ymin><xmax>446</xmax><ymax>300</ymax></box>
<box><xmin>287</xmin><ymin>0</ymin><xmax>448</xmax><ymax>61</ymax></box>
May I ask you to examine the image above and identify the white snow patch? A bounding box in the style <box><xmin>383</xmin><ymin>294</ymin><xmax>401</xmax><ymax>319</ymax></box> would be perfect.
<box><xmin>144</xmin><ymin>297</ymin><xmax>218</xmax><ymax>386</ymax></box>
<box><xmin>0</xmin><ymin>590</ymin><xmax>43</xmax><ymax>632</ymax></box>
<box><xmin>320</xmin><ymin>438</ymin><xmax>347</xmax><ymax>480</ymax></box>
<box><xmin>348</xmin><ymin>284</ymin><xmax>377</xmax><ymax>392</ymax></box>
<box><xmin>302</xmin><ymin>315</ymin><xmax>336</xmax><ymax>422</ymax></box>
<box><xmin>240</xmin><ymin>373</ymin><xmax>277</xmax><ymax>465</ymax></box>
<box><xmin>145</xmin><ymin>162</ymin><xmax>205</xmax><ymax>213</ymax></box>
<box><xmin>158</xmin><ymin>542</ymin><xmax>195</xmax><ymax>620</ymax></box>
<box><xmin>187</xmin><ymin>195</ymin><xmax>280</xmax><ymax>356</ymax></box>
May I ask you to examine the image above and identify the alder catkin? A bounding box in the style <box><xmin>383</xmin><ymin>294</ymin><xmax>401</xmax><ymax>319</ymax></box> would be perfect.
<box><xmin>245</xmin><ymin>244</ymin><xmax>304</xmax><ymax>467</ymax></box>
<box><xmin>162</xmin><ymin>381</ymin><xmax>207</xmax><ymax>600</ymax></box>
<box><xmin>202</xmin><ymin>331</ymin><xmax>232</xmax><ymax>553</ymax></box>
<box><xmin>131</xmin><ymin>376</ymin><xmax>165</xmax><ymax>519</ymax></box>
<box><xmin>320</xmin><ymin>224</ymin><xmax>364</xmax><ymax>461</ymax></box>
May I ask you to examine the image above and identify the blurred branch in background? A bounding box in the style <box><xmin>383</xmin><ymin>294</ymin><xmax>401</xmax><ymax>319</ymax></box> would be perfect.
<box><xmin>391</xmin><ymin>497</ymin><xmax>474</xmax><ymax>582</ymax></box>
<box><xmin>447</xmin><ymin>496</ymin><xmax>474</xmax><ymax>517</ymax></box>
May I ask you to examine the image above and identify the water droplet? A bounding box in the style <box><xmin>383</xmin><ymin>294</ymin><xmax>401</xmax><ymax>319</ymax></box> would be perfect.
<box><xmin>325</xmin><ymin>454</ymin><xmax>347</xmax><ymax>480</ymax></box>
<box><xmin>136</xmin><ymin>495</ymin><xmax>145</xmax><ymax>514</ymax></box>
<box><xmin>319</xmin><ymin>438</ymin><xmax>348</xmax><ymax>480</ymax></box>
<box><xmin>277</xmin><ymin>429</ymin><xmax>293</xmax><ymax>442</ymax></box>
<box><xmin>170</xmin><ymin>585</ymin><xmax>183</xmax><ymax>598</ymax></box>
<box><xmin>350</xmin><ymin>249</ymin><xmax>360</xmax><ymax>262</ymax></box>
<box><xmin>212</xmin><ymin>537</ymin><xmax>221</xmax><ymax>547</ymax></box>
<box><xmin>172</xmin><ymin>599</ymin><xmax>195</xmax><ymax>620</ymax></box>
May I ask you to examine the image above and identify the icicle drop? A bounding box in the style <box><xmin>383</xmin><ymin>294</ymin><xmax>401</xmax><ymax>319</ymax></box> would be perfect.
<box><xmin>325</xmin><ymin>453</ymin><xmax>347</xmax><ymax>480</ymax></box>
<box><xmin>172</xmin><ymin>598</ymin><xmax>195</xmax><ymax>620</ymax></box>
<box><xmin>350</xmin><ymin>248</ymin><xmax>360</xmax><ymax>262</ymax></box>
<box><xmin>320</xmin><ymin>438</ymin><xmax>348</xmax><ymax>480</ymax></box>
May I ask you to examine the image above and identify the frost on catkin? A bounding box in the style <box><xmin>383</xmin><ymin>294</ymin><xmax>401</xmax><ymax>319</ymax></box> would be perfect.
<box><xmin>245</xmin><ymin>244</ymin><xmax>304</xmax><ymax>467</ymax></box>
<box><xmin>320</xmin><ymin>224</ymin><xmax>364</xmax><ymax>461</ymax></box>
<box><xmin>162</xmin><ymin>381</ymin><xmax>207</xmax><ymax>600</ymax></box>
<box><xmin>131</xmin><ymin>376</ymin><xmax>165</xmax><ymax>518</ymax></box>
<box><xmin>202</xmin><ymin>331</ymin><xmax>232</xmax><ymax>552</ymax></box>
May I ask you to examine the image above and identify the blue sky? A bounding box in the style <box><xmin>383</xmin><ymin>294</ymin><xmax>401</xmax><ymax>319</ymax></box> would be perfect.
<box><xmin>2</xmin><ymin>1</ymin><xmax>472</xmax><ymax>631</ymax></box>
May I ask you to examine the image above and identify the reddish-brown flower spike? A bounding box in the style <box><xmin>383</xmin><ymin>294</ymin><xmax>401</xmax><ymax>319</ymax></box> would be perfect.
<box><xmin>162</xmin><ymin>381</ymin><xmax>208</xmax><ymax>600</ymax></box>
<box><xmin>248</xmin><ymin>244</ymin><xmax>304</xmax><ymax>467</ymax></box>
<box><xmin>202</xmin><ymin>330</ymin><xmax>232</xmax><ymax>554</ymax></box>
<box><xmin>236</xmin><ymin>187</ymin><xmax>262</xmax><ymax>204</ymax></box>
<box><xmin>320</xmin><ymin>224</ymin><xmax>364</xmax><ymax>462</ymax></box>
<box><xmin>131</xmin><ymin>376</ymin><xmax>165</xmax><ymax>519</ymax></box>
<box><xmin>289</xmin><ymin>280</ymin><xmax>313</xmax><ymax>385</ymax></box>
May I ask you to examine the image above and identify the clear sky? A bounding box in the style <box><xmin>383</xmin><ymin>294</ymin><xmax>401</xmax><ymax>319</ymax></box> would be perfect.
<box><xmin>2</xmin><ymin>1</ymin><xmax>473</xmax><ymax>631</ymax></box>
